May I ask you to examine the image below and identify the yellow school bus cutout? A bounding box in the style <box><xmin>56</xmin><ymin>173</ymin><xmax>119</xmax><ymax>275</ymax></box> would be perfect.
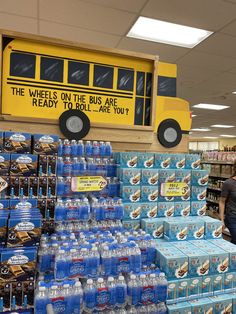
<box><xmin>2</xmin><ymin>38</ymin><xmax>191</xmax><ymax>147</ymax></box>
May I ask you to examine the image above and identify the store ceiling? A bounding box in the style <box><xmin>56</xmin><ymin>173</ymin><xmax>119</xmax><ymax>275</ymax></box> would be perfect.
<box><xmin>3</xmin><ymin>0</ymin><xmax>236</xmax><ymax>138</ymax></box>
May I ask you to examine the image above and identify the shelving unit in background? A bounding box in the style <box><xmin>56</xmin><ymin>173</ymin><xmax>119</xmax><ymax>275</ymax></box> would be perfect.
<box><xmin>202</xmin><ymin>159</ymin><xmax>234</xmax><ymax>238</ymax></box>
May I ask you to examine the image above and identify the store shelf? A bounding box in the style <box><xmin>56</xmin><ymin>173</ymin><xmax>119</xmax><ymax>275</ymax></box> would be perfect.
<box><xmin>206</xmin><ymin>198</ymin><xmax>219</xmax><ymax>205</ymax></box>
<box><xmin>207</xmin><ymin>186</ymin><xmax>222</xmax><ymax>192</ymax></box>
<box><xmin>209</xmin><ymin>173</ymin><xmax>230</xmax><ymax>179</ymax></box>
<box><xmin>202</xmin><ymin>161</ymin><xmax>234</xmax><ymax>165</ymax></box>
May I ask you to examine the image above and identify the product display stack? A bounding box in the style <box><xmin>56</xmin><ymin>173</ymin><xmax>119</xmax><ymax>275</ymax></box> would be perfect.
<box><xmin>0</xmin><ymin>131</ymin><xmax>59</xmax><ymax>313</ymax></box>
<box><xmin>34</xmin><ymin>140</ymin><xmax>168</xmax><ymax>314</ymax></box>
<box><xmin>118</xmin><ymin>151</ymin><xmax>236</xmax><ymax>313</ymax></box>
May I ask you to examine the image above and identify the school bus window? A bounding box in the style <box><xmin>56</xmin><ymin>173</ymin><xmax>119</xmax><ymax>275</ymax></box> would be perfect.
<box><xmin>10</xmin><ymin>52</ymin><xmax>36</xmax><ymax>79</ymax></box>
<box><xmin>158</xmin><ymin>76</ymin><xmax>176</xmax><ymax>97</ymax></box>
<box><xmin>136</xmin><ymin>72</ymin><xmax>145</xmax><ymax>96</ymax></box>
<box><xmin>144</xmin><ymin>98</ymin><xmax>151</xmax><ymax>126</ymax></box>
<box><xmin>94</xmin><ymin>65</ymin><xmax>114</xmax><ymax>89</ymax></box>
<box><xmin>68</xmin><ymin>61</ymin><xmax>89</xmax><ymax>86</ymax></box>
<box><xmin>117</xmin><ymin>68</ymin><xmax>134</xmax><ymax>91</ymax></box>
<box><xmin>134</xmin><ymin>97</ymin><xmax>144</xmax><ymax>125</ymax></box>
<box><xmin>40</xmin><ymin>57</ymin><xmax>64</xmax><ymax>83</ymax></box>
<box><xmin>146</xmin><ymin>73</ymin><xmax>152</xmax><ymax>97</ymax></box>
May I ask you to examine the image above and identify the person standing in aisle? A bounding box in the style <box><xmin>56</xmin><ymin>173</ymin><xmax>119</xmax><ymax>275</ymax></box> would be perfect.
<box><xmin>219</xmin><ymin>161</ymin><xmax>236</xmax><ymax>244</ymax></box>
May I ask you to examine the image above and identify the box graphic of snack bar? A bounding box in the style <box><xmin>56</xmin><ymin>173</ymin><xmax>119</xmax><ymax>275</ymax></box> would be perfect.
<box><xmin>10</xmin><ymin>154</ymin><xmax>37</xmax><ymax>177</ymax></box>
<box><xmin>33</xmin><ymin>134</ymin><xmax>59</xmax><ymax>155</ymax></box>
<box><xmin>138</xmin><ymin>153</ymin><xmax>154</xmax><ymax>168</ymax></box>
<box><xmin>141</xmin><ymin>203</ymin><xmax>158</xmax><ymax>218</ymax></box>
<box><xmin>141</xmin><ymin>169</ymin><xmax>159</xmax><ymax>185</ymax></box>
<box><xmin>4</xmin><ymin>132</ymin><xmax>31</xmax><ymax>154</ymax></box>
<box><xmin>141</xmin><ymin>218</ymin><xmax>165</xmax><ymax>238</ymax></box>
<box><xmin>0</xmin><ymin>248</ymin><xmax>37</xmax><ymax>282</ymax></box>
<box><xmin>123</xmin><ymin>203</ymin><xmax>142</xmax><ymax>220</ymax></box>
<box><xmin>118</xmin><ymin>168</ymin><xmax>141</xmax><ymax>186</ymax></box>
<box><xmin>0</xmin><ymin>154</ymin><xmax>10</xmax><ymax>176</ymax></box>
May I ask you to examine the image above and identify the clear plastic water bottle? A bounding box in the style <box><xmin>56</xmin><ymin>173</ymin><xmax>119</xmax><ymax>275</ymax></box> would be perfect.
<box><xmin>62</xmin><ymin>283</ymin><xmax>71</xmax><ymax>313</ymax></box>
<box><xmin>107</xmin><ymin>277</ymin><xmax>116</xmax><ymax>309</ymax></box>
<box><xmin>63</xmin><ymin>139</ymin><xmax>71</xmax><ymax>157</ymax></box>
<box><xmin>157</xmin><ymin>273</ymin><xmax>168</xmax><ymax>303</ymax></box>
<box><xmin>55</xmin><ymin>199</ymin><xmax>65</xmax><ymax>221</ymax></box>
<box><xmin>57</xmin><ymin>157</ymin><xmax>64</xmax><ymax>176</ymax></box>
<box><xmin>55</xmin><ymin>249</ymin><xmax>68</xmax><ymax>280</ymax></box>
<box><xmin>99</xmin><ymin>141</ymin><xmax>106</xmax><ymax>157</ymax></box>
<box><xmin>70</xmin><ymin>281</ymin><xmax>83</xmax><ymax>314</ymax></box>
<box><xmin>101</xmin><ymin>246</ymin><xmax>112</xmax><ymax>276</ymax></box>
<box><xmin>57</xmin><ymin>177</ymin><xmax>65</xmax><ymax>197</ymax></box>
<box><xmin>128</xmin><ymin>274</ymin><xmax>140</xmax><ymax>306</ymax></box>
<box><xmin>72</xmin><ymin>157</ymin><xmax>80</xmax><ymax>176</ymax></box>
<box><xmin>116</xmin><ymin>275</ymin><xmax>127</xmax><ymax>308</ymax></box>
<box><xmin>129</xmin><ymin>242</ymin><xmax>141</xmax><ymax>274</ymax></box>
<box><xmin>84</xmin><ymin>279</ymin><xmax>96</xmax><ymax>313</ymax></box>
<box><xmin>96</xmin><ymin>278</ymin><xmax>109</xmax><ymax>311</ymax></box>
<box><xmin>38</xmin><ymin>243</ymin><xmax>51</xmax><ymax>273</ymax></box>
<box><xmin>113</xmin><ymin>198</ymin><xmax>124</xmax><ymax>220</ymax></box>
<box><xmin>49</xmin><ymin>284</ymin><xmax>66</xmax><ymax>314</ymax></box>
<box><xmin>105</xmin><ymin>141</ymin><xmax>112</xmax><ymax>157</ymax></box>
<box><xmin>71</xmin><ymin>140</ymin><xmax>78</xmax><ymax>157</ymax></box>
<box><xmin>92</xmin><ymin>141</ymin><xmax>100</xmax><ymax>157</ymax></box>
<box><xmin>34</xmin><ymin>286</ymin><xmax>49</xmax><ymax>314</ymax></box>
<box><xmin>88</xmin><ymin>247</ymin><xmax>100</xmax><ymax>277</ymax></box>
<box><xmin>77</xmin><ymin>140</ymin><xmax>84</xmax><ymax>157</ymax></box>
<box><xmin>63</xmin><ymin>157</ymin><xmax>72</xmax><ymax>177</ymax></box>
<box><xmin>85</xmin><ymin>140</ymin><xmax>93</xmax><ymax>157</ymax></box>
<box><xmin>79</xmin><ymin>157</ymin><xmax>87</xmax><ymax>174</ymax></box>
<box><xmin>80</xmin><ymin>197</ymin><xmax>90</xmax><ymax>220</ymax></box>
<box><xmin>58</xmin><ymin>139</ymin><xmax>63</xmax><ymax>157</ymax></box>
<box><xmin>64</xmin><ymin>177</ymin><xmax>72</xmax><ymax>196</ymax></box>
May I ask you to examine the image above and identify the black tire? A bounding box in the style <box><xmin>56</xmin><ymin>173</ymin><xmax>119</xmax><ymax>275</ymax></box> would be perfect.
<box><xmin>157</xmin><ymin>119</ymin><xmax>182</xmax><ymax>148</ymax></box>
<box><xmin>59</xmin><ymin>110</ymin><xmax>91</xmax><ymax>140</ymax></box>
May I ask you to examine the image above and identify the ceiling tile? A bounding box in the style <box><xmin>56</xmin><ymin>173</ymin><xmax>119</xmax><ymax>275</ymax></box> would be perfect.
<box><xmin>220</xmin><ymin>19</ymin><xmax>236</xmax><ymax>37</ymax></box>
<box><xmin>195</xmin><ymin>33</ymin><xmax>236</xmax><ymax>58</ymax></box>
<box><xmin>178</xmin><ymin>65</ymin><xmax>220</xmax><ymax>86</ymax></box>
<box><xmin>39</xmin><ymin>0</ymin><xmax>136</xmax><ymax>36</ymax></box>
<box><xmin>39</xmin><ymin>21</ymin><xmax>121</xmax><ymax>47</ymax></box>
<box><xmin>117</xmin><ymin>37</ymin><xmax>188</xmax><ymax>62</ymax></box>
<box><xmin>0</xmin><ymin>12</ymin><xmax>37</xmax><ymax>34</ymax></box>
<box><xmin>0</xmin><ymin>0</ymin><xmax>37</xmax><ymax>18</ymax></box>
<box><xmin>141</xmin><ymin>0</ymin><xmax>236</xmax><ymax>30</ymax></box>
<box><xmin>176</xmin><ymin>51</ymin><xmax>236</xmax><ymax>72</ymax></box>
<box><xmin>80</xmin><ymin>0</ymin><xmax>147</xmax><ymax>13</ymax></box>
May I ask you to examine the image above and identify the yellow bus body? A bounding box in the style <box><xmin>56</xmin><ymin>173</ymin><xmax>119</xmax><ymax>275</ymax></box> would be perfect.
<box><xmin>1</xmin><ymin>39</ymin><xmax>191</xmax><ymax>142</ymax></box>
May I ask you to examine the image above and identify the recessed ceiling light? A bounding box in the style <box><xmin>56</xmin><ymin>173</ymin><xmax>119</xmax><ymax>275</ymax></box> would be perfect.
<box><xmin>191</xmin><ymin>128</ymin><xmax>211</xmax><ymax>132</ymax></box>
<box><xmin>220</xmin><ymin>135</ymin><xmax>236</xmax><ymax>138</ymax></box>
<box><xmin>127</xmin><ymin>17</ymin><xmax>213</xmax><ymax>48</ymax></box>
<box><xmin>203</xmin><ymin>136</ymin><xmax>218</xmax><ymax>139</ymax></box>
<box><xmin>193</xmin><ymin>103</ymin><xmax>230</xmax><ymax>110</ymax></box>
<box><xmin>211</xmin><ymin>124</ymin><xmax>234</xmax><ymax>128</ymax></box>
<box><xmin>192</xmin><ymin>114</ymin><xmax>197</xmax><ymax>117</ymax></box>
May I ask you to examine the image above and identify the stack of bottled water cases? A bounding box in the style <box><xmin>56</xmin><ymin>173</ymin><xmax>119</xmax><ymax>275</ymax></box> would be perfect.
<box><xmin>38</xmin><ymin>230</ymin><xmax>157</xmax><ymax>276</ymax></box>
<box><xmin>35</xmin><ymin>273</ymin><xmax>168</xmax><ymax>314</ymax></box>
<box><xmin>36</xmin><ymin>229</ymin><xmax>167</xmax><ymax>313</ymax></box>
<box><xmin>57</xmin><ymin>140</ymin><xmax>118</xmax><ymax>197</ymax></box>
<box><xmin>54</xmin><ymin>197</ymin><xmax>124</xmax><ymax>222</ymax></box>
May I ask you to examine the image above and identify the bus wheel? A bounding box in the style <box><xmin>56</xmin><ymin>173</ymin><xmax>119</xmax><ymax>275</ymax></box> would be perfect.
<box><xmin>157</xmin><ymin>119</ymin><xmax>182</xmax><ymax>148</ymax></box>
<box><xmin>59</xmin><ymin>110</ymin><xmax>91</xmax><ymax>140</ymax></box>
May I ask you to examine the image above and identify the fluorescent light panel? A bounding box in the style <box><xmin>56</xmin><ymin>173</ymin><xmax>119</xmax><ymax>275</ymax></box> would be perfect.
<box><xmin>211</xmin><ymin>124</ymin><xmax>234</xmax><ymax>128</ymax></box>
<box><xmin>192</xmin><ymin>114</ymin><xmax>197</xmax><ymax>117</ymax></box>
<box><xmin>191</xmin><ymin>128</ymin><xmax>211</xmax><ymax>132</ymax></box>
<box><xmin>203</xmin><ymin>136</ymin><xmax>218</xmax><ymax>139</ymax></box>
<box><xmin>193</xmin><ymin>103</ymin><xmax>230</xmax><ymax>110</ymax></box>
<box><xmin>220</xmin><ymin>135</ymin><xmax>236</xmax><ymax>138</ymax></box>
<box><xmin>127</xmin><ymin>17</ymin><xmax>213</xmax><ymax>48</ymax></box>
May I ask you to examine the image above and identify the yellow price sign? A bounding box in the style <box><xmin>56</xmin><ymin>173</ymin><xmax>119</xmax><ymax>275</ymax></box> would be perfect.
<box><xmin>160</xmin><ymin>182</ymin><xmax>188</xmax><ymax>197</ymax></box>
<box><xmin>71</xmin><ymin>176</ymin><xmax>107</xmax><ymax>192</ymax></box>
